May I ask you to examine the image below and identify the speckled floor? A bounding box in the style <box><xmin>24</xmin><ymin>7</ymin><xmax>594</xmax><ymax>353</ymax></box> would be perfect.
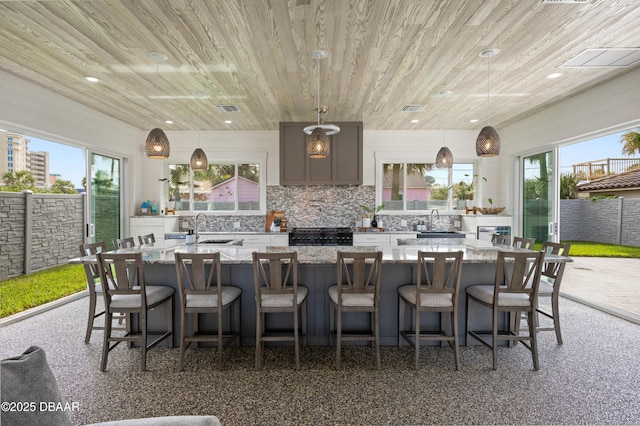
<box><xmin>1</xmin><ymin>297</ymin><xmax>639</xmax><ymax>425</ymax></box>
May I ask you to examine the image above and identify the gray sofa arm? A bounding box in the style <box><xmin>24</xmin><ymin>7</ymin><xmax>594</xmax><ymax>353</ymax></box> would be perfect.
<box><xmin>1</xmin><ymin>346</ymin><xmax>220</xmax><ymax>426</ymax></box>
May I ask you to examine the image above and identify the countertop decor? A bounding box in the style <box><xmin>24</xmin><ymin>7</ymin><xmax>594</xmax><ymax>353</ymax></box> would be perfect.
<box><xmin>476</xmin><ymin>207</ymin><xmax>505</xmax><ymax>215</ymax></box>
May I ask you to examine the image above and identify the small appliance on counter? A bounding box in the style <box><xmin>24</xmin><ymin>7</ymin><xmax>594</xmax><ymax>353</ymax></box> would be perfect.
<box><xmin>265</xmin><ymin>210</ymin><xmax>287</xmax><ymax>232</ymax></box>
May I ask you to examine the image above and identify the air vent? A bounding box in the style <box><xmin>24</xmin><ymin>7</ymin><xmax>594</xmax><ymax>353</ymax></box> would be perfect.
<box><xmin>401</xmin><ymin>105</ymin><xmax>426</xmax><ymax>112</ymax></box>
<box><xmin>561</xmin><ymin>48</ymin><xmax>640</xmax><ymax>68</ymax></box>
<box><xmin>541</xmin><ymin>0</ymin><xmax>589</xmax><ymax>3</ymax></box>
<box><xmin>215</xmin><ymin>105</ymin><xmax>240</xmax><ymax>112</ymax></box>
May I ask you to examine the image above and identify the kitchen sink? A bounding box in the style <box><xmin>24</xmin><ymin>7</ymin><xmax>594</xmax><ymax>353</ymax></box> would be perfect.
<box><xmin>416</xmin><ymin>231</ymin><xmax>465</xmax><ymax>239</ymax></box>
<box><xmin>198</xmin><ymin>239</ymin><xmax>234</xmax><ymax>244</ymax></box>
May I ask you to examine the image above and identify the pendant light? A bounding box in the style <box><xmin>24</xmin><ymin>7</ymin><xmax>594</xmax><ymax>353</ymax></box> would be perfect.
<box><xmin>475</xmin><ymin>48</ymin><xmax>501</xmax><ymax>157</ymax></box>
<box><xmin>303</xmin><ymin>50</ymin><xmax>339</xmax><ymax>159</ymax></box>
<box><xmin>145</xmin><ymin>51</ymin><xmax>170</xmax><ymax>159</ymax></box>
<box><xmin>435</xmin><ymin>90</ymin><xmax>453</xmax><ymax>168</ymax></box>
<box><xmin>190</xmin><ymin>93</ymin><xmax>208</xmax><ymax>170</ymax></box>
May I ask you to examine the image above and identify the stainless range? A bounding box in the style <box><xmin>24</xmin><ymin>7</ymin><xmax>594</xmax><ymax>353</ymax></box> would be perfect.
<box><xmin>288</xmin><ymin>227</ymin><xmax>353</xmax><ymax>246</ymax></box>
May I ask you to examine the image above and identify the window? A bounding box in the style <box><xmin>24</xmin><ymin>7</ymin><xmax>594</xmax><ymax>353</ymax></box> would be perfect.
<box><xmin>168</xmin><ymin>161</ymin><xmax>264</xmax><ymax>214</ymax></box>
<box><xmin>379</xmin><ymin>161</ymin><xmax>475</xmax><ymax>212</ymax></box>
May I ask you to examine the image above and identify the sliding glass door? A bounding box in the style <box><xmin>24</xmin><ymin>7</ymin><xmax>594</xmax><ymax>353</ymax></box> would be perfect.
<box><xmin>522</xmin><ymin>150</ymin><xmax>557</xmax><ymax>243</ymax></box>
<box><xmin>87</xmin><ymin>152</ymin><xmax>121</xmax><ymax>245</ymax></box>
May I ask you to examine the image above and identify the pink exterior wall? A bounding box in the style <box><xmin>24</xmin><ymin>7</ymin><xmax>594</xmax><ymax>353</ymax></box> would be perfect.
<box><xmin>208</xmin><ymin>177</ymin><xmax>258</xmax><ymax>202</ymax></box>
<box><xmin>382</xmin><ymin>188</ymin><xmax>430</xmax><ymax>200</ymax></box>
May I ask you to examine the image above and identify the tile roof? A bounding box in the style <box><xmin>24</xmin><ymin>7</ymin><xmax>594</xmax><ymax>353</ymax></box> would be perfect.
<box><xmin>578</xmin><ymin>167</ymin><xmax>640</xmax><ymax>191</ymax></box>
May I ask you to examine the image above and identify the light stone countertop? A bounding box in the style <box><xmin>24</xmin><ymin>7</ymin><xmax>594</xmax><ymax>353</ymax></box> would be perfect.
<box><xmin>70</xmin><ymin>238</ymin><xmax>570</xmax><ymax>265</ymax></box>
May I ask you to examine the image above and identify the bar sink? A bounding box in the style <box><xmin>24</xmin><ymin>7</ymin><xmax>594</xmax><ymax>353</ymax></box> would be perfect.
<box><xmin>416</xmin><ymin>231</ymin><xmax>465</xmax><ymax>238</ymax></box>
<box><xmin>198</xmin><ymin>239</ymin><xmax>234</xmax><ymax>244</ymax></box>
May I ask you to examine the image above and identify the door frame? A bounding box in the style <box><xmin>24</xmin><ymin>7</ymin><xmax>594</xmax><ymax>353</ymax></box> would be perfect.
<box><xmin>515</xmin><ymin>146</ymin><xmax>560</xmax><ymax>243</ymax></box>
<box><xmin>85</xmin><ymin>149</ymin><xmax>126</xmax><ymax>244</ymax></box>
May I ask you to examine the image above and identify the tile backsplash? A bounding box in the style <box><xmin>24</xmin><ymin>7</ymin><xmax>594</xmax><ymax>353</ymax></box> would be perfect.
<box><xmin>179</xmin><ymin>185</ymin><xmax>460</xmax><ymax>232</ymax></box>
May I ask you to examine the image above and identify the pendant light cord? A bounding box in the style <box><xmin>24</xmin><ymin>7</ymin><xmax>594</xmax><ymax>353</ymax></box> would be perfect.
<box><xmin>155</xmin><ymin>63</ymin><xmax>159</xmax><ymax>127</ymax></box>
<box><xmin>486</xmin><ymin>56</ymin><xmax>490</xmax><ymax>126</ymax></box>
<box><xmin>443</xmin><ymin>92</ymin><xmax>447</xmax><ymax>146</ymax></box>
<box><xmin>316</xmin><ymin>55</ymin><xmax>321</xmax><ymax>126</ymax></box>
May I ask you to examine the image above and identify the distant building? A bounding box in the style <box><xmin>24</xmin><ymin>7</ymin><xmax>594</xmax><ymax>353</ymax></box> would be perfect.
<box><xmin>1</xmin><ymin>131</ymin><xmax>51</xmax><ymax>187</ymax></box>
<box><xmin>0</xmin><ymin>132</ymin><xmax>29</xmax><ymax>175</ymax></box>
<box><xmin>578</xmin><ymin>167</ymin><xmax>640</xmax><ymax>198</ymax></box>
<box><xmin>27</xmin><ymin>150</ymin><xmax>49</xmax><ymax>186</ymax></box>
<box><xmin>48</xmin><ymin>173</ymin><xmax>61</xmax><ymax>185</ymax></box>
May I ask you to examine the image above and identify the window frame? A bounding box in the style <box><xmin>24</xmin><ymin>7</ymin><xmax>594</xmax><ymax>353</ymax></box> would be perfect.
<box><xmin>167</xmin><ymin>156</ymin><xmax>266</xmax><ymax>216</ymax></box>
<box><xmin>375</xmin><ymin>155</ymin><xmax>476</xmax><ymax>214</ymax></box>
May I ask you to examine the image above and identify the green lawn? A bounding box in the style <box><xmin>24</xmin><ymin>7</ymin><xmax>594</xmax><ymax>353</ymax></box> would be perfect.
<box><xmin>0</xmin><ymin>264</ymin><xmax>86</xmax><ymax>318</ymax></box>
<box><xmin>1</xmin><ymin>240</ymin><xmax>639</xmax><ymax>318</ymax></box>
<box><xmin>550</xmin><ymin>241</ymin><xmax>640</xmax><ymax>258</ymax></box>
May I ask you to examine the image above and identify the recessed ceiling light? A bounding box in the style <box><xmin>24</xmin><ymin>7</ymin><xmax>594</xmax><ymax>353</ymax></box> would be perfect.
<box><xmin>546</xmin><ymin>72</ymin><xmax>563</xmax><ymax>79</ymax></box>
<box><xmin>164</xmin><ymin>120</ymin><xmax>173</xmax><ymax>124</ymax></box>
<box><xmin>410</xmin><ymin>119</ymin><xmax>419</xmax><ymax>123</ymax></box>
<box><xmin>470</xmin><ymin>119</ymin><xmax>479</xmax><ymax>123</ymax></box>
<box><xmin>224</xmin><ymin>120</ymin><xmax>233</xmax><ymax>124</ymax></box>
<box><xmin>84</xmin><ymin>76</ymin><xmax>100</xmax><ymax>83</ymax></box>
<box><xmin>402</xmin><ymin>105</ymin><xmax>426</xmax><ymax>112</ymax></box>
<box><xmin>149</xmin><ymin>51</ymin><xmax>168</xmax><ymax>62</ymax></box>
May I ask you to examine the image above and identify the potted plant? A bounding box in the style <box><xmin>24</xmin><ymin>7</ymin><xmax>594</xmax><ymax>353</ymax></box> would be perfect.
<box><xmin>360</xmin><ymin>204</ymin><xmax>384</xmax><ymax>227</ymax></box>
<box><xmin>453</xmin><ymin>174</ymin><xmax>486</xmax><ymax>209</ymax></box>
<box><xmin>159</xmin><ymin>172</ymin><xmax>186</xmax><ymax>210</ymax></box>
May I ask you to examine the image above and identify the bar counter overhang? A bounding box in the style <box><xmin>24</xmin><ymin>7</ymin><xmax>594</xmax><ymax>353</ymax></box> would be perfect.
<box><xmin>70</xmin><ymin>239</ymin><xmax>571</xmax><ymax>346</ymax></box>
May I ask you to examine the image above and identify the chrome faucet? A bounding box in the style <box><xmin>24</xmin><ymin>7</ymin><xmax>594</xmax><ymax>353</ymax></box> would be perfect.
<box><xmin>429</xmin><ymin>209</ymin><xmax>439</xmax><ymax>231</ymax></box>
<box><xmin>194</xmin><ymin>213</ymin><xmax>207</xmax><ymax>242</ymax></box>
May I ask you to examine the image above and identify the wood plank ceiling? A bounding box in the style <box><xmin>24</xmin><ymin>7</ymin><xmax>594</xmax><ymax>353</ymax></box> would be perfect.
<box><xmin>0</xmin><ymin>0</ymin><xmax>638</xmax><ymax>132</ymax></box>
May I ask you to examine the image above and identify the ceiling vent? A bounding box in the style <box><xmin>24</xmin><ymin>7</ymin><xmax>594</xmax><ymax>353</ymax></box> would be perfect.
<box><xmin>401</xmin><ymin>105</ymin><xmax>426</xmax><ymax>112</ymax></box>
<box><xmin>561</xmin><ymin>48</ymin><xmax>640</xmax><ymax>68</ymax></box>
<box><xmin>215</xmin><ymin>105</ymin><xmax>240</xmax><ymax>112</ymax></box>
<box><xmin>541</xmin><ymin>0</ymin><xmax>589</xmax><ymax>3</ymax></box>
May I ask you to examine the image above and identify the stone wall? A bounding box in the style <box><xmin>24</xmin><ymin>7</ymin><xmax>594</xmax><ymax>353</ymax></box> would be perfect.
<box><xmin>0</xmin><ymin>193</ymin><xmax>26</xmax><ymax>279</ymax></box>
<box><xmin>0</xmin><ymin>192</ymin><xmax>84</xmax><ymax>280</ymax></box>
<box><xmin>560</xmin><ymin>198</ymin><xmax>640</xmax><ymax>246</ymax></box>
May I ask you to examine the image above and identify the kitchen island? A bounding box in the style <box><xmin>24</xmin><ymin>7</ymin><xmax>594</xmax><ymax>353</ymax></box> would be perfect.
<box><xmin>70</xmin><ymin>239</ymin><xmax>570</xmax><ymax>346</ymax></box>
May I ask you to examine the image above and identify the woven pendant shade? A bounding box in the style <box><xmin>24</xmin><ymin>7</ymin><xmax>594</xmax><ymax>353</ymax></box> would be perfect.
<box><xmin>435</xmin><ymin>146</ymin><xmax>453</xmax><ymax>168</ymax></box>
<box><xmin>475</xmin><ymin>125</ymin><xmax>501</xmax><ymax>156</ymax></box>
<box><xmin>476</xmin><ymin>48</ymin><xmax>501</xmax><ymax>157</ymax></box>
<box><xmin>145</xmin><ymin>128</ymin><xmax>170</xmax><ymax>159</ymax></box>
<box><xmin>190</xmin><ymin>148</ymin><xmax>208</xmax><ymax>170</ymax></box>
<box><xmin>307</xmin><ymin>127</ymin><xmax>330</xmax><ymax>158</ymax></box>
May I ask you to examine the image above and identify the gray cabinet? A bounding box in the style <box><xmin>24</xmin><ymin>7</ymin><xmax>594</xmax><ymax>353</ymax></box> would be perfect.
<box><xmin>279</xmin><ymin>122</ymin><xmax>363</xmax><ymax>185</ymax></box>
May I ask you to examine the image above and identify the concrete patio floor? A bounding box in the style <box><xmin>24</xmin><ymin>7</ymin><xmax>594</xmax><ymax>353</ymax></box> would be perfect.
<box><xmin>560</xmin><ymin>256</ymin><xmax>640</xmax><ymax>325</ymax></box>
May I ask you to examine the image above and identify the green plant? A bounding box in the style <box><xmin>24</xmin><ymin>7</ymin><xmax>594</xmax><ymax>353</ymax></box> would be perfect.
<box><xmin>560</xmin><ymin>173</ymin><xmax>579</xmax><ymax>199</ymax></box>
<box><xmin>590</xmin><ymin>194</ymin><xmax>618</xmax><ymax>202</ymax></box>
<box><xmin>0</xmin><ymin>264</ymin><xmax>86</xmax><ymax>318</ymax></box>
<box><xmin>453</xmin><ymin>174</ymin><xmax>486</xmax><ymax>200</ymax></box>
<box><xmin>158</xmin><ymin>173</ymin><xmax>187</xmax><ymax>201</ymax></box>
<box><xmin>360</xmin><ymin>204</ymin><xmax>385</xmax><ymax>217</ymax></box>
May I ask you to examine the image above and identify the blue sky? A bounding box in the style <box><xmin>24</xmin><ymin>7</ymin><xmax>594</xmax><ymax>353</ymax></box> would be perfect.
<box><xmin>26</xmin><ymin>138</ymin><xmax>86</xmax><ymax>188</ymax></box>
<box><xmin>558</xmin><ymin>131</ymin><xmax>632</xmax><ymax>175</ymax></box>
<box><xmin>20</xmin><ymin>129</ymin><xmax>639</xmax><ymax>188</ymax></box>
